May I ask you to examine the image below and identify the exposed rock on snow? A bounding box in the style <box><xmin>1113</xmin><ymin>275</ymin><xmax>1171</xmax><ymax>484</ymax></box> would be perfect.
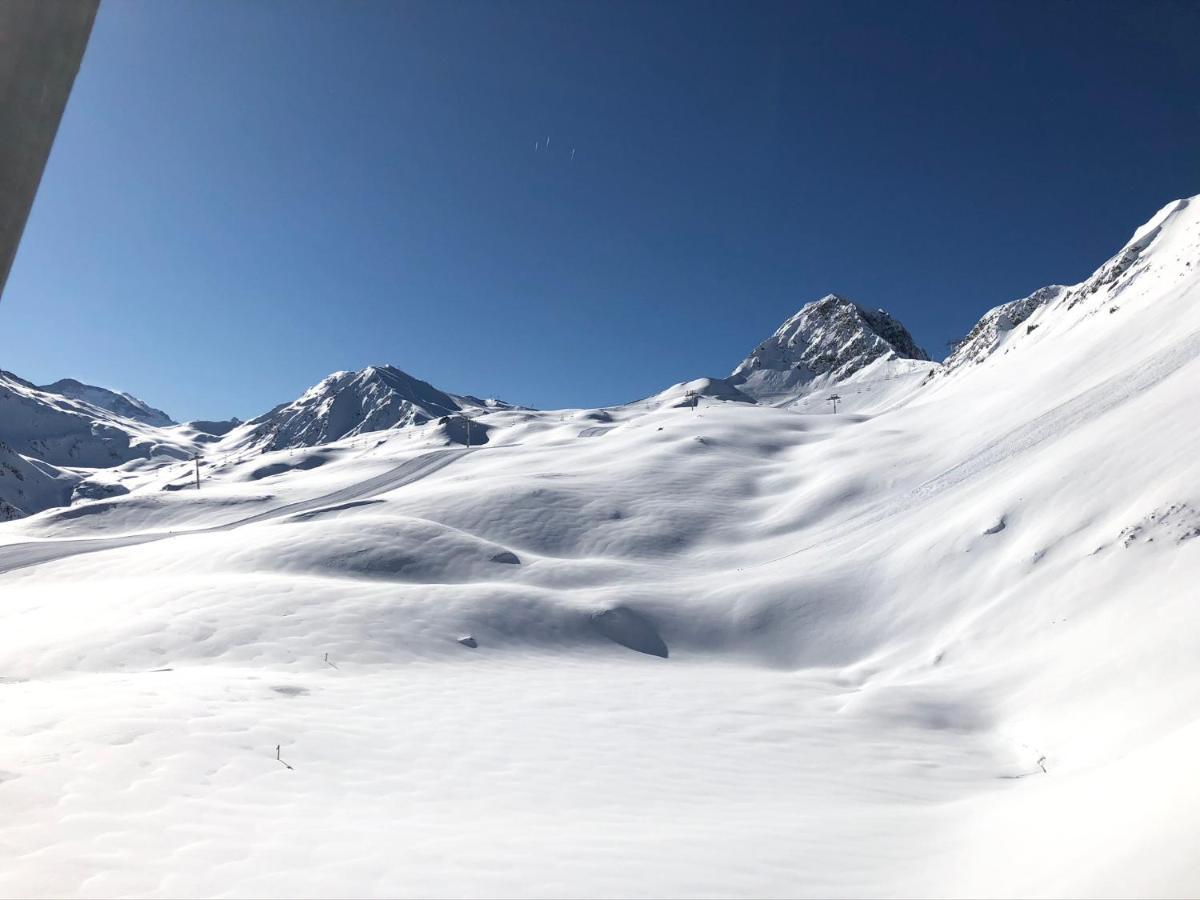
<box><xmin>1080</xmin><ymin>197</ymin><xmax>1190</xmax><ymax>299</ymax></box>
<box><xmin>1118</xmin><ymin>503</ymin><xmax>1200</xmax><ymax>548</ymax></box>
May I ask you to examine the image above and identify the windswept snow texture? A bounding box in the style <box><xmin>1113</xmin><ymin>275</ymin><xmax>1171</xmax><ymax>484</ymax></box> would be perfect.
<box><xmin>2</xmin><ymin>197</ymin><xmax>1200</xmax><ymax>898</ymax></box>
<box><xmin>730</xmin><ymin>293</ymin><xmax>929</xmax><ymax>402</ymax></box>
<box><xmin>39</xmin><ymin>378</ymin><xmax>175</xmax><ymax>427</ymax></box>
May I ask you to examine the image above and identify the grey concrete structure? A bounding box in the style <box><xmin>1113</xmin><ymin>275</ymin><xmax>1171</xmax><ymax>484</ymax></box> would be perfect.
<box><xmin>0</xmin><ymin>0</ymin><xmax>99</xmax><ymax>301</ymax></box>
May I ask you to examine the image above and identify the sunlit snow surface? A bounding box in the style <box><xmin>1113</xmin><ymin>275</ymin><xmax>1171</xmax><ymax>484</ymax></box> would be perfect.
<box><xmin>2</xmin><ymin>198</ymin><xmax>1200</xmax><ymax>897</ymax></box>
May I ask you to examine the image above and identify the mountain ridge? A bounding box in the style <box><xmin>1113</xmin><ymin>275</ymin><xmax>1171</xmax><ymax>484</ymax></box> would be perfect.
<box><xmin>39</xmin><ymin>377</ymin><xmax>175</xmax><ymax>427</ymax></box>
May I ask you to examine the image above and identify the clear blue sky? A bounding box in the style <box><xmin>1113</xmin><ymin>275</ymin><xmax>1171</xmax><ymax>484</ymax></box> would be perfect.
<box><xmin>2</xmin><ymin>0</ymin><xmax>1198</xmax><ymax>420</ymax></box>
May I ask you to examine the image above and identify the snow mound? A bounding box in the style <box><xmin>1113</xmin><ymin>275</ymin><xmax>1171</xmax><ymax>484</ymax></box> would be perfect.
<box><xmin>646</xmin><ymin>376</ymin><xmax>757</xmax><ymax>409</ymax></box>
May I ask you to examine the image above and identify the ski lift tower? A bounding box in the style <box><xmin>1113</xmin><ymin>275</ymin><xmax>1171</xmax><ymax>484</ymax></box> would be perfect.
<box><xmin>828</xmin><ymin>394</ymin><xmax>842</xmax><ymax>414</ymax></box>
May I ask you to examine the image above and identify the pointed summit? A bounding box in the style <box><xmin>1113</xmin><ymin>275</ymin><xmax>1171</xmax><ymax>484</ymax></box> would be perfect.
<box><xmin>730</xmin><ymin>294</ymin><xmax>928</xmax><ymax>400</ymax></box>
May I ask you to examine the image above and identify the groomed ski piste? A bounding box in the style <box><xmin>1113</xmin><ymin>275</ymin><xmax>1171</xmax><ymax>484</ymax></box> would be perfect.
<box><xmin>1</xmin><ymin>197</ymin><xmax>1199</xmax><ymax>898</ymax></box>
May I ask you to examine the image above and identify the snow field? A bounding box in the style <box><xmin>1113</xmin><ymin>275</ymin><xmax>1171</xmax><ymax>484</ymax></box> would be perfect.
<box><xmin>1</xmin><ymin>197</ymin><xmax>1199</xmax><ymax>896</ymax></box>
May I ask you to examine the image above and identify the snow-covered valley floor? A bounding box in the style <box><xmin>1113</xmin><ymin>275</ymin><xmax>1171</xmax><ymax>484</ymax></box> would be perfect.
<box><xmin>2</xmin><ymin>198</ymin><xmax>1200</xmax><ymax>897</ymax></box>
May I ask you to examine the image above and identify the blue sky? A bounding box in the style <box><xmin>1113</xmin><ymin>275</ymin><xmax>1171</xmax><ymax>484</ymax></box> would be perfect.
<box><xmin>2</xmin><ymin>0</ymin><xmax>1198</xmax><ymax>420</ymax></box>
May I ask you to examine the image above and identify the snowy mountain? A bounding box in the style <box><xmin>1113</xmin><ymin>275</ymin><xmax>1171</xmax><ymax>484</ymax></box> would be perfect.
<box><xmin>39</xmin><ymin>377</ymin><xmax>175</xmax><ymax>426</ymax></box>
<box><xmin>0</xmin><ymin>370</ymin><xmax>196</xmax><ymax>519</ymax></box>
<box><xmin>729</xmin><ymin>293</ymin><xmax>930</xmax><ymax>402</ymax></box>
<box><xmin>223</xmin><ymin>364</ymin><xmax>509</xmax><ymax>452</ymax></box>
<box><xmin>0</xmin><ymin>196</ymin><xmax>1199</xmax><ymax>897</ymax></box>
<box><xmin>0</xmin><ymin>370</ymin><xmax>170</xmax><ymax>469</ymax></box>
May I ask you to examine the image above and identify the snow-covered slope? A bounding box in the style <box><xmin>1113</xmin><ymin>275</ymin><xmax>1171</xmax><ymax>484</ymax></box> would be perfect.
<box><xmin>644</xmin><ymin>375</ymin><xmax>757</xmax><ymax>409</ymax></box>
<box><xmin>39</xmin><ymin>377</ymin><xmax>175</xmax><ymax>427</ymax></box>
<box><xmin>730</xmin><ymin>293</ymin><xmax>930</xmax><ymax>402</ymax></box>
<box><xmin>0</xmin><ymin>196</ymin><xmax>1199</xmax><ymax>898</ymax></box>
<box><xmin>223</xmin><ymin>364</ymin><xmax>508</xmax><ymax>452</ymax></box>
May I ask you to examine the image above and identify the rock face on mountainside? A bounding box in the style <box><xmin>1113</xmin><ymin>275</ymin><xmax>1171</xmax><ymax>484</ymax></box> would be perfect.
<box><xmin>40</xmin><ymin>378</ymin><xmax>175</xmax><ymax>427</ymax></box>
<box><xmin>943</xmin><ymin>285</ymin><xmax>1066</xmax><ymax>372</ymax></box>
<box><xmin>230</xmin><ymin>365</ymin><xmax>507</xmax><ymax>452</ymax></box>
<box><xmin>729</xmin><ymin>294</ymin><xmax>929</xmax><ymax>400</ymax></box>
<box><xmin>1077</xmin><ymin>196</ymin><xmax>1190</xmax><ymax>300</ymax></box>
<box><xmin>943</xmin><ymin>196</ymin><xmax>1196</xmax><ymax>375</ymax></box>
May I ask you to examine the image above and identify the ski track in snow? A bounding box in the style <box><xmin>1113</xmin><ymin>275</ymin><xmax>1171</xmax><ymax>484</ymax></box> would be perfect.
<box><xmin>910</xmin><ymin>324</ymin><xmax>1200</xmax><ymax>502</ymax></box>
<box><xmin>0</xmin><ymin>449</ymin><xmax>466</xmax><ymax>576</ymax></box>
